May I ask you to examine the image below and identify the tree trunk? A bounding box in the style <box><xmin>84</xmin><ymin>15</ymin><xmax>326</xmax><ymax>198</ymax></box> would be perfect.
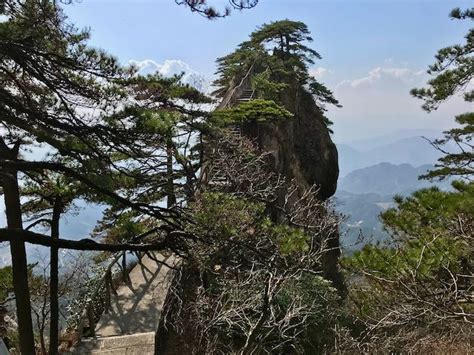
<box><xmin>166</xmin><ymin>137</ymin><xmax>176</xmax><ymax>208</ymax></box>
<box><xmin>1</xmin><ymin>165</ymin><xmax>35</xmax><ymax>354</ymax></box>
<box><xmin>37</xmin><ymin>312</ymin><xmax>47</xmax><ymax>355</ymax></box>
<box><xmin>49</xmin><ymin>197</ymin><xmax>61</xmax><ymax>355</ymax></box>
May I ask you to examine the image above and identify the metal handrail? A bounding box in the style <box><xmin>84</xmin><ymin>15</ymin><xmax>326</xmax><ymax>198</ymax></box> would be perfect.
<box><xmin>199</xmin><ymin>62</ymin><xmax>256</xmax><ymax>193</ymax></box>
<box><xmin>249</xmin><ymin>89</ymin><xmax>256</xmax><ymax>100</ymax></box>
<box><xmin>217</xmin><ymin>62</ymin><xmax>255</xmax><ymax>109</ymax></box>
<box><xmin>72</xmin><ymin>250</ymin><xmax>140</xmax><ymax>342</ymax></box>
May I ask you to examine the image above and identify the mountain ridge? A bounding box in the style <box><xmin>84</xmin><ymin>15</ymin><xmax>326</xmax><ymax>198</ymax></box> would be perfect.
<box><xmin>338</xmin><ymin>162</ymin><xmax>450</xmax><ymax>195</ymax></box>
<box><xmin>337</xmin><ymin>135</ymin><xmax>448</xmax><ymax>177</ymax></box>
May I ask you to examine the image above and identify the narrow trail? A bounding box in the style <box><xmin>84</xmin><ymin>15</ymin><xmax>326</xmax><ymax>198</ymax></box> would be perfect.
<box><xmin>70</xmin><ymin>253</ymin><xmax>177</xmax><ymax>354</ymax></box>
<box><xmin>69</xmin><ymin>68</ymin><xmax>254</xmax><ymax>354</ymax></box>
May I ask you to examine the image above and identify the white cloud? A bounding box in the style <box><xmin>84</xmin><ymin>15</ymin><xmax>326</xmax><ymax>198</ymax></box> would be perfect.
<box><xmin>309</xmin><ymin>67</ymin><xmax>332</xmax><ymax>79</ymax></box>
<box><xmin>329</xmin><ymin>61</ymin><xmax>470</xmax><ymax>142</ymax></box>
<box><xmin>128</xmin><ymin>59</ymin><xmax>210</xmax><ymax>93</ymax></box>
<box><xmin>337</xmin><ymin>64</ymin><xmax>424</xmax><ymax>89</ymax></box>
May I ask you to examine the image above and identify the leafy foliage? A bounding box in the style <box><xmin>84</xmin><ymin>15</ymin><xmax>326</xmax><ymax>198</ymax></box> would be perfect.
<box><xmin>167</xmin><ymin>192</ymin><xmax>341</xmax><ymax>353</ymax></box>
<box><xmin>211</xmin><ymin>99</ymin><xmax>293</xmax><ymax>125</ymax></box>
<box><xmin>410</xmin><ymin>8</ymin><xmax>473</xmax><ymax>111</ymax></box>
<box><xmin>338</xmin><ymin>104</ymin><xmax>474</xmax><ymax>348</ymax></box>
<box><xmin>212</xmin><ymin>19</ymin><xmax>339</xmax><ymax>128</ymax></box>
<box><xmin>420</xmin><ymin>112</ymin><xmax>473</xmax><ymax>180</ymax></box>
<box><xmin>342</xmin><ymin>12</ymin><xmax>474</xmax><ymax>348</ymax></box>
<box><xmin>343</xmin><ymin>181</ymin><xmax>474</xmax><ymax>352</ymax></box>
<box><xmin>0</xmin><ymin>2</ymin><xmax>344</xmax><ymax>355</ymax></box>
<box><xmin>0</xmin><ymin>266</ymin><xmax>13</xmax><ymax>303</ymax></box>
<box><xmin>411</xmin><ymin>8</ymin><xmax>473</xmax><ymax>180</ymax></box>
<box><xmin>251</xmin><ymin>19</ymin><xmax>321</xmax><ymax>62</ymax></box>
<box><xmin>0</xmin><ymin>1</ymin><xmax>211</xmax><ymax>351</ymax></box>
<box><xmin>251</xmin><ymin>69</ymin><xmax>289</xmax><ymax>101</ymax></box>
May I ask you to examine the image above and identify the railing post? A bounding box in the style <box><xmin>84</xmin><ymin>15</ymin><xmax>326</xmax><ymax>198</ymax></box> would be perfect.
<box><xmin>66</xmin><ymin>251</ymin><xmax>126</xmax><ymax>344</ymax></box>
<box><xmin>87</xmin><ymin>305</ymin><xmax>95</xmax><ymax>336</ymax></box>
<box><xmin>105</xmin><ymin>270</ymin><xmax>111</xmax><ymax>314</ymax></box>
<box><xmin>109</xmin><ymin>268</ymin><xmax>117</xmax><ymax>296</ymax></box>
<box><xmin>122</xmin><ymin>252</ymin><xmax>127</xmax><ymax>282</ymax></box>
<box><xmin>76</xmin><ymin>315</ymin><xmax>85</xmax><ymax>344</ymax></box>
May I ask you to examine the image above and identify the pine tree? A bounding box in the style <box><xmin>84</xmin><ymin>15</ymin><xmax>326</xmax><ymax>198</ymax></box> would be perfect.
<box><xmin>0</xmin><ymin>2</ymin><xmax>126</xmax><ymax>350</ymax></box>
<box><xmin>0</xmin><ymin>1</ymin><xmax>210</xmax><ymax>351</ymax></box>
<box><xmin>213</xmin><ymin>20</ymin><xmax>339</xmax><ymax>129</ymax></box>
<box><xmin>176</xmin><ymin>0</ymin><xmax>259</xmax><ymax>19</ymax></box>
<box><xmin>411</xmin><ymin>8</ymin><xmax>473</xmax><ymax>180</ymax></box>
<box><xmin>343</xmin><ymin>10</ymin><xmax>474</xmax><ymax>351</ymax></box>
<box><xmin>21</xmin><ymin>173</ymin><xmax>80</xmax><ymax>354</ymax></box>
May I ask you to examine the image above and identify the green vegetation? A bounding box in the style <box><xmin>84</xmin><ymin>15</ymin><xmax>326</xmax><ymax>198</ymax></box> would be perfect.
<box><xmin>169</xmin><ymin>192</ymin><xmax>341</xmax><ymax>353</ymax></box>
<box><xmin>251</xmin><ymin>69</ymin><xmax>289</xmax><ymax>101</ymax></box>
<box><xmin>213</xmin><ymin>19</ymin><xmax>339</xmax><ymax>128</ymax></box>
<box><xmin>0</xmin><ymin>1</ymin><xmax>210</xmax><ymax>352</ymax></box>
<box><xmin>0</xmin><ymin>266</ymin><xmax>13</xmax><ymax>303</ymax></box>
<box><xmin>211</xmin><ymin>99</ymin><xmax>293</xmax><ymax>125</ymax></box>
<box><xmin>411</xmin><ymin>8</ymin><xmax>473</xmax><ymax>180</ymax></box>
<box><xmin>342</xmin><ymin>181</ymin><xmax>473</xmax><ymax>352</ymax></box>
<box><xmin>340</xmin><ymin>9</ymin><xmax>474</xmax><ymax>352</ymax></box>
<box><xmin>0</xmin><ymin>1</ymin><xmax>471</xmax><ymax>353</ymax></box>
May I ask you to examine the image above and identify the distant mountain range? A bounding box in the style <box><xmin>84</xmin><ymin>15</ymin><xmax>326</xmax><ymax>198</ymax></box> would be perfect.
<box><xmin>339</xmin><ymin>162</ymin><xmax>451</xmax><ymax>195</ymax></box>
<box><xmin>339</xmin><ymin>129</ymin><xmax>443</xmax><ymax>151</ymax></box>
<box><xmin>336</xmin><ymin>130</ymin><xmax>449</xmax><ymax>177</ymax></box>
<box><xmin>335</xmin><ymin>161</ymin><xmax>452</xmax><ymax>253</ymax></box>
<box><xmin>335</xmin><ymin>190</ymin><xmax>392</xmax><ymax>251</ymax></box>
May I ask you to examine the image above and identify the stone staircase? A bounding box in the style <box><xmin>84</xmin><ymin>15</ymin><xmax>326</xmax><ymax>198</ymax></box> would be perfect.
<box><xmin>237</xmin><ymin>89</ymin><xmax>255</xmax><ymax>102</ymax></box>
<box><xmin>68</xmin><ymin>254</ymin><xmax>178</xmax><ymax>354</ymax></box>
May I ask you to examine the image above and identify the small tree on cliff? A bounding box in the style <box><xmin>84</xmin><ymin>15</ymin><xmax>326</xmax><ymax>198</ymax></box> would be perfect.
<box><xmin>213</xmin><ymin>20</ymin><xmax>339</xmax><ymax>128</ymax></box>
<box><xmin>214</xmin><ymin>20</ymin><xmax>323</xmax><ymax>90</ymax></box>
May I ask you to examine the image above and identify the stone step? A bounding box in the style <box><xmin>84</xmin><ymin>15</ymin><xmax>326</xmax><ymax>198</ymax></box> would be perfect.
<box><xmin>66</xmin><ymin>254</ymin><xmax>179</xmax><ymax>354</ymax></box>
<box><xmin>68</xmin><ymin>332</ymin><xmax>155</xmax><ymax>354</ymax></box>
<box><xmin>238</xmin><ymin>89</ymin><xmax>254</xmax><ymax>101</ymax></box>
<box><xmin>94</xmin><ymin>254</ymin><xmax>176</xmax><ymax>337</ymax></box>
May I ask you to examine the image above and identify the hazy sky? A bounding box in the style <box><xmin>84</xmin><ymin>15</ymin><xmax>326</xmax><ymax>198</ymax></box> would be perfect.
<box><xmin>64</xmin><ymin>0</ymin><xmax>472</xmax><ymax>142</ymax></box>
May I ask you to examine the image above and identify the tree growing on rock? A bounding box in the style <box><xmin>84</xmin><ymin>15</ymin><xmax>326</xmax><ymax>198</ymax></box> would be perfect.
<box><xmin>213</xmin><ymin>19</ymin><xmax>340</xmax><ymax>122</ymax></box>
<box><xmin>159</xmin><ymin>132</ymin><xmax>343</xmax><ymax>353</ymax></box>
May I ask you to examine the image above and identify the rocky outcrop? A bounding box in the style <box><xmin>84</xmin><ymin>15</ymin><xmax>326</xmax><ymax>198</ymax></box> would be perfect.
<box><xmin>241</xmin><ymin>85</ymin><xmax>342</xmax><ymax>289</ymax></box>
<box><xmin>242</xmin><ymin>87</ymin><xmax>339</xmax><ymax>200</ymax></box>
<box><xmin>156</xmin><ymin>76</ymin><xmax>343</xmax><ymax>355</ymax></box>
<box><xmin>291</xmin><ymin>89</ymin><xmax>339</xmax><ymax>199</ymax></box>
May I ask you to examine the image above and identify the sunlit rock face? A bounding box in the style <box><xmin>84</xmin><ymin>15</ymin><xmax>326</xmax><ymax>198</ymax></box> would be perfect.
<box><xmin>241</xmin><ymin>85</ymin><xmax>342</xmax><ymax>288</ymax></box>
<box><xmin>242</xmin><ymin>87</ymin><xmax>339</xmax><ymax>201</ymax></box>
<box><xmin>156</xmin><ymin>79</ymin><xmax>343</xmax><ymax>355</ymax></box>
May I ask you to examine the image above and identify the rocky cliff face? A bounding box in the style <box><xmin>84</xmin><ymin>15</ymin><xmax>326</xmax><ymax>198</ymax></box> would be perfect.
<box><xmin>156</xmin><ymin>80</ymin><xmax>343</xmax><ymax>355</ymax></box>
<box><xmin>242</xmin><ymin>87</ymin><xmax>339</xmax><ymax>200</ymax></box>
<box><xmin>241</xmin><ymin>86</ymin><xmax>342</xmax><ymax>288</ymax></box>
